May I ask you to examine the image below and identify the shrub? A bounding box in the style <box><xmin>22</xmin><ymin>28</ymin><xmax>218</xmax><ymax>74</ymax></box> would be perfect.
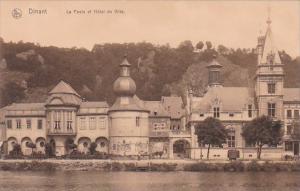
<box><xmin>89</xmin><ymin>142</ymin><xmax>97</xmax><ymax>155</ymax></box>
<box><xmin>183</xmin><ymin>162</ymin><xmax>209</xmax><ymax>171</ymax></box>
<box><xmin>246</xmin><ymin>161</ymin><xmax>261</xmax><ymax>171</ymax></box>
<box><xmin>223</xmin><ymin>161</ymin><xmax>245</xmax><ymax>172</ymax></box>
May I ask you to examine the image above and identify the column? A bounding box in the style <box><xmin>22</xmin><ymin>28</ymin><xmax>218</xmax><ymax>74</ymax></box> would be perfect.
<box><xmin>169</xmin><ymin>139</ymin><xmax>174</xmax><ymax>159</ymax></box>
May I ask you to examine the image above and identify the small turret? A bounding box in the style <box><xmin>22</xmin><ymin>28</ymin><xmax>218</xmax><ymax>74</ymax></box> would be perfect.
<box><xmin>207</xmin><ymin>55</ymin><xmax>223</xmax><ymax>87</ymax></box>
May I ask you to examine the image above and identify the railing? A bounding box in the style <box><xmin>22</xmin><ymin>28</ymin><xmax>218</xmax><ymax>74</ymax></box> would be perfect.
<box><xmin>47</xmin><ymin>128</ymin><xmax>76</xmax><ymax>135</ymax></box>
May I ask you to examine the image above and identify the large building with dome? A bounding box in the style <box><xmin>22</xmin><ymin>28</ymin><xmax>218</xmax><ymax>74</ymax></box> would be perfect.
<box><xmin>0</xmin><ymin>17</ymin><xmax>299</xmax><ymax>160</ymax></box>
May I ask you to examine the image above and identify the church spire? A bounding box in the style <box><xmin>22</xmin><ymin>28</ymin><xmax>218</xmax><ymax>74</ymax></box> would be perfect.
<box><xmin>258</xmin><ymin>9</ymin><xmax>281</xmax><ymax>65</ymax></box>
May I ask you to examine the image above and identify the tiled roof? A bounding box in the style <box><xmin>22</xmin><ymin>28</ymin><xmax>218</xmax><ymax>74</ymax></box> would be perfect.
<box><xmin>192</xmin><ymin>86</ymin><xmax>253</xmax><ymax>113</ymax></box>
<box><xmin>80</xmin><ymin>101</ymin><xmax>109</xmax><ymax>108</ymax></box>
<box><xmin>284</xmin><ymin>88</ymin><xmax>300</xmax><ymax>102</ymax></box>
<box><xmin>143</xmin><ymin>101</ymin><xmax>169</xmax><ymax>117</ymax></box>
<box><xmin>3</xmin><ymin>103</ymin><xmax>45</xmax><ymax>111</ymax></box>
<box><xmin>109</xmin><ymin>96</ymin><xmax>147</xmax><ymax>112</ymax></box>
<box><xmin>49</xmin><ymin>80</ymin><xmax>80</xmax><ymax>97</ymax></box>
<box><xmin>161</xmin><ymin>96</ymin><xmax>184</xmax><ymax>119</ymax></box>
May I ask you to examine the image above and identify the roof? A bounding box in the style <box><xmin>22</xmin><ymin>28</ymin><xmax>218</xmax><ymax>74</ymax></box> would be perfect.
<box><xmin>109</xmin><ymin>96</ymin><xmax>148</xmax><ymax>112</ymax></box>
<box><xmin>161</xmin><ymin>96</ymin><xmax>184</xmax><ymax>119</ymax></box>
<box><xmin>284</xmin><ymin>88</ymin><xmax>300</xmax><ymax>102</ymax></box>
<box><xmin>80</xmin><ymin>101</ymin><xmax>109</xmax><ymax>108</ymax></box>
<box><xmin>191</xmin><ymin>86</ymin><xmax>253</xmax><ymax>113</ymax></box>
<box><xmin>49</xmin><ymin>80</ymin><xmax>80</xmax><ymax>97</ymax></box>
<box><xmin>120</xmin><ymin>57</ymin><xmax>131</xmax><ymax>67</ymax></box>
<box><xmin>143</xmin><ymin>101</ymin><xmax>170</xmax><ymax>117</ymax></box>
<box><xmin>3</xmin><ymin>103</ymin><xmax>45</xmax><ymax>111</ymax></box>
<box><xmin>260</xmin><ymin>24</ymin><xmax>281</xmax><ymax>65</ymax></box>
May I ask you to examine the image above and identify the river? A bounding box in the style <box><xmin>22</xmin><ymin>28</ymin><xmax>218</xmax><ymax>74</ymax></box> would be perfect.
<box><xmin>0</xmin><ymin>171</ymin><xmax>300</xmax><ymax>191</ymax></box>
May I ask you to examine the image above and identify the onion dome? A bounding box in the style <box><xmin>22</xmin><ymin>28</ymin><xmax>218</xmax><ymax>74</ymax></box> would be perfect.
<box><xmin>113</xmin><ymin>55</ymin><xmax>136</xmax><ymax>97</ymax></box>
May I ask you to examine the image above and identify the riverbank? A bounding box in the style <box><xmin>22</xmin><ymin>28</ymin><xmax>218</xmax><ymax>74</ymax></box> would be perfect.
<box><xmin>1</xmin><ymin>159</ymin><xmax>300</xmax><ymax>172</ymax></box>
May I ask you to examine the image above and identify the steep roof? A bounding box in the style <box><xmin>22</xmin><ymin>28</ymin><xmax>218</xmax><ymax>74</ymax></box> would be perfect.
<box><xmin>109</xmin><ymin>96</ymin><xmax>148</xmax><ymax>112</ymax></box>
<box><xmin>144</xmin><ymin>101</ymin><xmax>170</xmax><ymax>117</ymax></box>
<box><xmin>192</xmin><ymin>86</ymin><xmax>253</xmax><ymax>113</ymax></box>
<box><xmin>284</xmin><ymin>88</ymin><xmax>300</xmax><ymax>102</ymax></box>
<box><xmin>49</xmin><ymin>80</ymin><xmax>80</xmax><ymax>97</ymax></box>
<box><xmin>161</xmin><ymin>96</ymin><xmax>184</xmax><ymax>119</ymax></box>
<box><xmin>260</xmin><ymin>22</ymin><xmax>281</xmax><ymax>65</ymax></box>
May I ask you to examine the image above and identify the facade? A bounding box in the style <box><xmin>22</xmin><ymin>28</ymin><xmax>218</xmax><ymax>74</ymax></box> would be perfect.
<box><xmin>0</xmin><ymin>17</ymin><xmax>299</xmax><ymax>160</ymax></box>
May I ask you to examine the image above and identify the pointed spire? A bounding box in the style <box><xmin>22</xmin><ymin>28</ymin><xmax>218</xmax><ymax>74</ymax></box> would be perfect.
<box><xmin>259</xmin><ymin>10</ymin><xmax>281</xmax><ymax>65</ymax></box>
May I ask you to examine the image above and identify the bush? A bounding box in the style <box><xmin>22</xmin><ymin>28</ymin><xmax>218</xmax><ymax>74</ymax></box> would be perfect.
<box><xmin>223</xmin><ymin>161</ymin><xmax>245</xmax><ymax>172</ymax></box>
<box><xmin>246</xmin><ymin>161</ymin><xmax>261</xmax><ymax>171</ymax></box>
<box><xmin>183</xmin><ymin>162</ymin><xmax>209</xmax><ymax>171</ymax></box>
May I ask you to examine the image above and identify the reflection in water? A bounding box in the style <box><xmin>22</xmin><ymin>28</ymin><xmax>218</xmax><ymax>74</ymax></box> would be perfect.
<box><xmin>0</xmin><ymin>171</ymin><xmax>300</xmax><ymax>191</ymax></box>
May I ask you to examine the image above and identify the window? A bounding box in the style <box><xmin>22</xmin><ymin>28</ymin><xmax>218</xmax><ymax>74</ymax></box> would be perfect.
<box><xmin>229</xmin><ymin>113</ymin><xmax>234</xmax><ymax>117</ymax></box>
<box><xmin>200</xmin><ymin>113</ymin><xmax>204</xmax><ymax>117</ymax></box>
<box><xmin>80</xmin><ymin>117</ymin><xmax>86</xmax><ymax>130</ymax></box>
<box><xmin>268</xmin><ymin>103</ymin><xmax>276</xmax><ymax>117</ymax></box>
<box><xmin>99</xmin><ymin>117</ymin><xmax>105</xmax><ymax>129</ymax></box>
<box><xmin>294</xmin><ymin>110</ymin><xmax>299</xmax><ymax>119</ymax></box>
<box><xmin>268</xmin><ymin>83</ymin><xmax>276</xmax><ymax>94</ymax></box>
<box><xmin>287</xmin><ymin>125</ymin><xmax>292</xmax><ymax>135</ymax></box>
<box><xmin>89</xmin><ymin>117</ymin><xmax>96</xmax><ymax>130</ymax></box>
<box><xmin>67</xmin><ymin>112</ymin><xmax>72</xmax><ymax>130</ymax></box>
<box><xmin>38</xmin><ymin>119</ymin><xmax>43</xmax><ymax>129</ymax></box>
<box><xmin>100</xmin><ymin>142</ymin><xmax>106</xmax><ymax>147</ymax></box>
<box><xmin>248</xmin><ymin>105</ymin><xmax>252</xmax><ymax>118</ymax></box>
<box><xmin>40</xmin><ymin>142</ymin><xmax>45</xmax><ymax>147</ymax></box>
<box><xmin>213</xmin><ymin>107</ymin><xmax>220</xmax><ymax>118</ymax></box>
<box><xmin>54</xmin><ymin>111</ymin><xmax>61</xmax><ymax>129</ymax></box>
<box><xmin>227</xmin><ymin>129</ymin><xmax>235</xmax><ymax>148</ymax></box>
<box><xmin>6</xmin><ymin>120</ymin><xmax>12</xmax><ymax>129</ymax></box>
<box><xmin>285</xmin><ymin>141</ymin><xmax>293</xmax><ymax>151</ymax></box>
<box><xmin>287</xmin><ymin>110</ymin><xmax>292</xmax><ymax>118</ymax></box>
<box><xmin>16</xmin><ymin>119</ymin><xmax>21</xmax><ymax>129</ymax></box>
<box><xmin>136</xmin><ymin>117</ymin><xmax>140</xmax><ymax>127</ymax></box>
<box><xmin>26</xmin><ymin>119</ymin><xmax>31</xmax><ymax>129</ymax></box>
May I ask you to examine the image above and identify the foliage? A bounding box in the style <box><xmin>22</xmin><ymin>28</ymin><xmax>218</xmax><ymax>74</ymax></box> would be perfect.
<box><xmin>89</xmin><ymin>142</ymin><xmax>97</xmax><ymax>155</ymax></box>
<box><xmin>195</xmin><ymin>117</ymin><xmax>228</xmax><ymax>159</ymax></box>
<box><xmin>45</xmin><ymin>143</ymin><xmax>54</xmax><ymax>157</ymax></box>
<box><xmin>242</xmin><ymin>115</ymin><xmax>283</xmax><ymax>159</ymax></box>
<box><xmin>8</xmin><ymin>143</ymin><xmax>23</xmax><ymax>159</ymax></box>
<box><xmin>1</xmin><ymin>82</ymin><xmax>25</xmax><ymax>105</ymax></box>
<box><xmin>1</xmin><ymin>41</ymin><xmax>299</xmax><ymax>107</ymax></box>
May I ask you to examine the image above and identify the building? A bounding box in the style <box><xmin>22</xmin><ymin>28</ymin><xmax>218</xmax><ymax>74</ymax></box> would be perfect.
<box><xmin>0</xmin><ymin>17</ymin><xmax>299</xmax><ymax>160</ymax></box>
<box><xmin>186</xmin><ymin>17</ymin><xmax>300</xmax><ymax>160</ymax></box>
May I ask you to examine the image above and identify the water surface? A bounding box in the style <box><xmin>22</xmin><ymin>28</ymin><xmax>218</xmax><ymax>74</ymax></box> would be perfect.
<box><xmin>0</xmin><ymin>171</ymin><xmax>299</xmax><ymax>191</ymax></box>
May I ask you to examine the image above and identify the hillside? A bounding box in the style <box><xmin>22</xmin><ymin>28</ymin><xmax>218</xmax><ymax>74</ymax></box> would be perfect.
<box><xmin>0</xmin><ymin>40</ymin><xmax>299</xmax><ymax>107</ymax></box>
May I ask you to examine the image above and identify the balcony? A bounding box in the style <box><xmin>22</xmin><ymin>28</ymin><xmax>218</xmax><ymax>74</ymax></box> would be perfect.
<box><xmin>47</xmin><ymin>128</ymin><xmax>76</xmax><ymax>135</ymax></box>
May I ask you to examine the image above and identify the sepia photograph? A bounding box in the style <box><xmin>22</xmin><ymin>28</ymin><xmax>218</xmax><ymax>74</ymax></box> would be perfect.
<box><xmin>0</xmin><ymin>0</ymin><xmax>300</xmax><ymax>190</ymax></box>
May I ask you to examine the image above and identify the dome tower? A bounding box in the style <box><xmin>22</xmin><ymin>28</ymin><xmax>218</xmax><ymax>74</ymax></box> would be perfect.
<box><xmin>109</xmin><ymin>55</ymin><xmax>149</xmax><ymax>156</ymax></box>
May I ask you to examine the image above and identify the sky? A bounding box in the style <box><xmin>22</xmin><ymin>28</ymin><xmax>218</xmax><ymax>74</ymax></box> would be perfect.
<box><xmin>1</xmin><ymin>1</ymin><xmax>300</xmax><ymax>57</ymax></box>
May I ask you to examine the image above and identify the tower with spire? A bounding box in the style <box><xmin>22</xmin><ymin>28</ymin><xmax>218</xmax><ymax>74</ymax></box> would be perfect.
<box><xmin>108</xmin><ymin>55</ymin><xmax>150</xmax><ymax>156</ymax></box>
<box><xmin>255</xmin><ymin>13</ymin><xmax>284</xmax><ymax>119</ymax></box>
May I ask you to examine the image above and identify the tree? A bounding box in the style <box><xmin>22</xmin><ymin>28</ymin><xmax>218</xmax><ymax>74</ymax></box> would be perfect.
<box><xmin>242</xmin><ymin>115</ymin><xmax>283</xmax><ymax>159</ymax></box>
<box><xmin>196</xmin><ymin>41</ymin><xmax>204</xmax><ymax>50</ymax></box>
<box><xmin>89</xmin><ymin>142</ymin><xmax>97</xmax><ymax>155</ymax></box>
<box><xmin>195</xmin><ymin>117</ymin><xmax>228</xmax><ymax>159</ymax></box>
<box><xmin>1</xmin><ymin>82</ymin><xmax>25</xmax><ymax>106</ymax></box>
<box><xmin>205</xmin><ymin>41</ymin><xmax>212</xmax><ymax>49</ymax></box>
<box><xmin>26</xmin><ymin>142</ymin><xmax>36</xmax><ymax>155</ymax></box>
<box><xmin>177</xmin><ymin>40</ymin><xmax>194</xmax><ymax>52</ymax></box>
<box><xmin>65</xmin><ymin>139</ymin><xmax>77</xmax><ymax>154</ymax></box>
